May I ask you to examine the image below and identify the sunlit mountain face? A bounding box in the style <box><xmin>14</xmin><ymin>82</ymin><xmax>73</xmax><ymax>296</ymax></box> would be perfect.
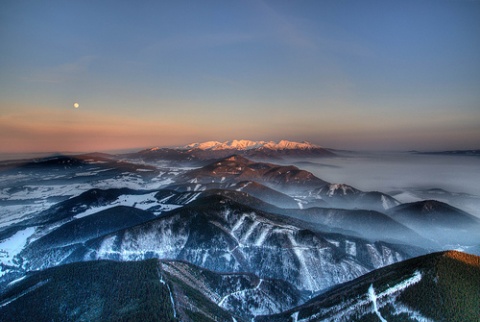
<box><xmin>1</xmin><ymin>141</ymin><xmax>479</xmax><ymax>321</ymax></box>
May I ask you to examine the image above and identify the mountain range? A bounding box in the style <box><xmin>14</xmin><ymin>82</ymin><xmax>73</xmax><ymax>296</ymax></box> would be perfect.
<box><xmin>128</xmin><ymin>139</ymin><xmax>336</xmax><ymax>164</ymax></box>
<box><xmin>181</xmin><ymin>139</ymin><xmax>321</xmax><ymax>151</ymax></box>
<box><xmin>16</xmin><ymin>194</ymin><xmax>421</xmax><ymax>293</ymax></box>
<box><xmin>0</xmin><ymin>144</ymin><xmax>479</xmax><ymax>321</ymax></box>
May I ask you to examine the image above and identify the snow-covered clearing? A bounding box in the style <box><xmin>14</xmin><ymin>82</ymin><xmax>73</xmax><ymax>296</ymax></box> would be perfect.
<box><xmin>0</xmin><ymin>227</ymin><xmax>36</xmax><ymax>272</ymax></box>
<box><xmin>74</xmin><ymin>192</ymin><xmax>181</xmax><ymax>219</ymax></box>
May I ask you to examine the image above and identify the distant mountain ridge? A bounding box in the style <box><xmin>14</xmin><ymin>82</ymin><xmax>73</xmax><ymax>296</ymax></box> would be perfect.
<box><xmin>178</xmin><ymin>139</ymin><xmax>322</xmax><ymax>151</ymax></box>
<box><xmin>133</xmin><ymin>139</ymin><xmax>335</xmax><ymax>163</ymax></box>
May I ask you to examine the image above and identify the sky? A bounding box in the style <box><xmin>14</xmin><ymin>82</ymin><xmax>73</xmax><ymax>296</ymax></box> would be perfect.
<box><xmin>1</xmin><ymin>0</ymin><xmax>479</xmax><ymax>153</ymax></box>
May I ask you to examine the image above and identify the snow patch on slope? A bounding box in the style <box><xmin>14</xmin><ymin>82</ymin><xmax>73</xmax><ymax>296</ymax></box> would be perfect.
<box><xmin>74</xmin><ymin>191</ymin><xmax>182</xmax><ymax>219</ymax></box>
<box><xmin>0</xmin><ymin>227</ymin><xmax>36</xmax><ymax>271</ymax></box>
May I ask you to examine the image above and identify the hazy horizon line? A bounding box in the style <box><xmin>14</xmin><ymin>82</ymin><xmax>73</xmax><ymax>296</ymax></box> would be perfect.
<box><xmin>0</xmin><ymin>144</ymin><xmax>478</xmax><ymax>162</ymax></box>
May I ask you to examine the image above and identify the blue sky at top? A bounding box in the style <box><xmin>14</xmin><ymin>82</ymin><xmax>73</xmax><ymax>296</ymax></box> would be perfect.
<box><xmin>1</xmin><ymin>0</ymin><xmax>479</xmax><ymax>152</ymax></box>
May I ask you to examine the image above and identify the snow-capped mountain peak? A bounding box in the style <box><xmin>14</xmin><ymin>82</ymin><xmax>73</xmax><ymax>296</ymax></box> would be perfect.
<box><xmin>180</xmin><ymin>139</ymin><xmax>321</xmax><ymax>151</ymax></box>
<box><xmin>138</xmin><ymin>139</ymin><xmax>335</xmax><ymax>162</ymax></box>
<box><xmin>183</xmin><ymin>141</ymin><xmax>224</xmax><ymax>150</ymax></box>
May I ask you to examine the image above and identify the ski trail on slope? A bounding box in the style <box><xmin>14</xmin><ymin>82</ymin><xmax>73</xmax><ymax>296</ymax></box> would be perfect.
<box><xmin>166</xmin><ymin>283</ymin><xmax>177</xmax><ymax>318</ymax></box>
<box><xmin>369</xmin><ymin>284</ymin><xmax>387</xmax><ymax>322</ymax></box>
<box><xmin>255</xmin><ymin>227</ymin><xmax>270</xmax><ymax>246</ymax></box>
<box><xmin>287</xmin><ymin>232</ymin><xmax>315</xmax><ymax>290</ymax></box>
<box><xmin>159</xmin><ymin>274</ymin><xmax>177</xmax><ymax>318</ymax></box>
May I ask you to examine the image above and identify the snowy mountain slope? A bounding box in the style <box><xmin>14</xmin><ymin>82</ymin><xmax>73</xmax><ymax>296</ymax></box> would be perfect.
<box><xmin>32</xmin><ymin>187</ymin><xmax>182</xmax><ymax>223</ymax></box>
<box><xmin>0</xmin><ymin>188</ymin><xmax>186</xmax><ymax>280</ymax></box>
<box><xmin>165</xmin><ymin>188</ymin><xmax>427</xmax><ymax>247</ymax></box>
<box><xmin>153</xmin><ymin>189</ymin><xmax>353</xmax><ymax>237</ymax></box>
<box><xmin>256</xmin><ymin>250</ymin><xmax>480</xmax><ymax>322</ymax></box>
<box><xmin>20</xmin><ymin>195</ymin><xmax>421</xmax><ymax>293</ymax></box>
<box><xmin>0</xmin><ymin>188</ymin><xmax>174</xmax><ymax>245</ymax></box>
<box><xmin>22</xmin><ymin>206</ymin><xmax>156</xmax><ymax>252</ymax></box>
<box><xmin>0</xmin><ymin>155</ymin><xmax>172</xmax><ymax>232</ymax></box>
<box><xmin>1</xmin><ymin>188</ymin><xmax>427</xmax><ymax>287</ymax></box>
<box><xmin>0</xmin><ymin>185</ymin><xmax>308</xmax><ymax>281</ymax></box>
<box><xmin>0</xmin><ymin>206</ymin><xmax>158</xmax><ymax>282</ymax></box>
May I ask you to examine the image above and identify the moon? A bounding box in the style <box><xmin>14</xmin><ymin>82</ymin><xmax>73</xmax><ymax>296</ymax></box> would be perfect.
<box><xmin>73</xmin><ymin>102</ymin><xmax>79</xmax><ymax>109</ymax></box>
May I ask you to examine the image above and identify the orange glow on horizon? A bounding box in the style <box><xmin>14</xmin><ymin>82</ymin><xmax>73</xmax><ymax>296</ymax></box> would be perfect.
<box><xmin>0</xmin><ymin>106</ymin><xmax>205</xmax><ymax>153</ymax></box>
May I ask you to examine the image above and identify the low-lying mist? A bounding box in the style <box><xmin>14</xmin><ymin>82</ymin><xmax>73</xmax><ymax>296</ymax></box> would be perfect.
<box><xmin>287</xmin><ymin>151</ymin><xmax>480</xmax><ymax>216</ymax></box>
